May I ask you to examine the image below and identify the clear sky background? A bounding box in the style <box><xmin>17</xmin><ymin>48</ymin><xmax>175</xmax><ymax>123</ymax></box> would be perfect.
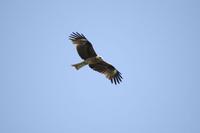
<box><xmin>0</xmin><ymin>0</ymin><xmax>200</xmax><ymax>133</ymax></box>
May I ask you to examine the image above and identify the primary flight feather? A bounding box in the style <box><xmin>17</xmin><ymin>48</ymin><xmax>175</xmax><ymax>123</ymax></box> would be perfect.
<box><xmin>69</xmin><ymin>32</ymin><xmax>122</xmax><ymax>85</ymax></box>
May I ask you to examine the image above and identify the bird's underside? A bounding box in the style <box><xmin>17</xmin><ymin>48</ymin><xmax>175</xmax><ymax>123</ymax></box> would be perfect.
<box><xmin>69</xmin><ymin>32</ymin><xmax>123</xmax><ymax>85</ymax></box>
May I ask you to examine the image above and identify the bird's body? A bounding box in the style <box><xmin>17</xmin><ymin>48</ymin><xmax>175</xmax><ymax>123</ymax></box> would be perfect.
<box><xmin>69</xmin><ymin>32</ymin><xmax>122</xmax><ymax>84</ymax></box>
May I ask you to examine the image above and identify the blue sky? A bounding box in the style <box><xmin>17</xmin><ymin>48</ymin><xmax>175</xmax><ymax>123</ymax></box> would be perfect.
<box><xmin>0</xmin><ymin>0</ymin><xmax>200</xmax><ymax>133</ymax></box>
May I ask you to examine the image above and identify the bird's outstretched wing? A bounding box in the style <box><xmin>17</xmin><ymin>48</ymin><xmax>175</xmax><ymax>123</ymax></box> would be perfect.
<box><xmin>89</xmin><ymin>61</ymin><xmax>122</xmax><ymax>85</ymax></box>
<box><xmin>69</xmin><ymin>32</ymin><xmax>97</xmax><ymax>60</ymax></box>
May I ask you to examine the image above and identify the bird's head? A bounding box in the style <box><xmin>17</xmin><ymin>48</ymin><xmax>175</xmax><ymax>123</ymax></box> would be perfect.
<box><xmin>96</xmin><ymin>56</ymin><xmax>103</xmax><ymax>61</ymax></box>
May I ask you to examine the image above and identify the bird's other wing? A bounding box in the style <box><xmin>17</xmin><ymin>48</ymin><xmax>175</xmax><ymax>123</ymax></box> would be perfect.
<box><xmin>69</xmin><ymin>32</ymin><xmax>97</xmax><ymax>60</ymax></box>
<box><xmin>89</xmin><ymin>60</ymin><xmax>122</xmax><ymax>85</ymax></box>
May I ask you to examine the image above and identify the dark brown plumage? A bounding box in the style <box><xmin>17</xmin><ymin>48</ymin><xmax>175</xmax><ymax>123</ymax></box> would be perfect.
<box><xmin>69</xmin><ymin>32</ymin><xmax>97</xmax><ymax>59</ymax></box>
<box><xmin>69</xmin><ymin>32</ymin><xmax>122</xmax><ymax>84</ymax></box>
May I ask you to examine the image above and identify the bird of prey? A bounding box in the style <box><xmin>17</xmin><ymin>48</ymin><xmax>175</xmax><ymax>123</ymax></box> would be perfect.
<box><xmin>69</xmin><ymin>32</ymin><xmax>122</xmax><ymax>84</ymax></box>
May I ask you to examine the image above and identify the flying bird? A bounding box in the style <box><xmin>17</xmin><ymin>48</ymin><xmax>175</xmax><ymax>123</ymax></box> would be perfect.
<box><xmin>69</xmin><ymin>32</ymin><xmax>122</xmax><ymax>84</ymax></box>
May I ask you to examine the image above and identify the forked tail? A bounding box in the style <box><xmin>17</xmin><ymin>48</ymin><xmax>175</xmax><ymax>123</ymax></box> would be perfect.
<box><xmin>72</xmin><ymin>61</ymin><xmax>88</xmax><ymax>70</ymax></box>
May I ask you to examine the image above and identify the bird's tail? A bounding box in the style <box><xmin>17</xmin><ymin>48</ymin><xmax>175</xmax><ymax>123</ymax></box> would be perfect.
<box><xmin>72</xmin><ymin>61</ymin><xmax>88</xmax><ymax>70</ymax></box>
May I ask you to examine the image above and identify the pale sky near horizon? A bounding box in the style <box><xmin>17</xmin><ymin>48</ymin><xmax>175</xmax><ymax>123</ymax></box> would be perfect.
<box><xmin>0</xmin><ymin>0</ymin><xmax>200</xmax><ymax>133</ymax></box>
